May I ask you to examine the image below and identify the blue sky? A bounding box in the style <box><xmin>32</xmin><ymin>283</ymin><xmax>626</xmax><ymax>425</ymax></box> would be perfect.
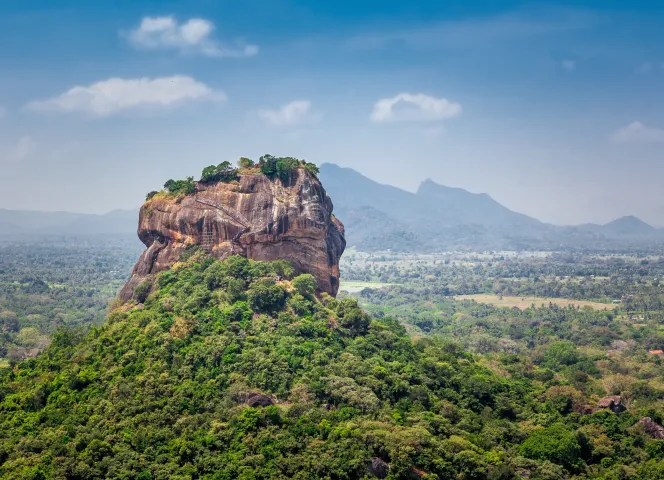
<box><xmin>1</xmin><ymin>0</ymin><xmax>664</xmax><ymax>225</ymax></box>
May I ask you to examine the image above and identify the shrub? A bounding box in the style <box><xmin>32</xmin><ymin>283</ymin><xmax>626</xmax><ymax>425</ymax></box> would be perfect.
<box><xmin>200</xmin><ymin>161</ymin><xmax>239</xmax><ymax>183</ymax></box>
<box><xmin>292</xmin><ymin>274</ymin><xmax>317</xmax><ymax>296</ymax></box>
<box><xmin>258</xmin><ymin>154</ymin><xmax>309</xmax><ymax>181</ymax></box>
<box><xmin>336</xmin><ymin>298</ymin><xmax>371</xmax><ymax>336</ymax></box>
<box><xmin>164</xmin><ymin>177</ymin><xmax>196</xmax><ymax>195</ymax></box>
<box><xmin>145</xmin><ymin>191</ymin><xmax>159</xmax><ymax>201</ymax></box>
<box><xmin>133</xmin><ymin>281</ymin><xmax>153</xmax><ymax>303</ymax></box>
<box><xmin>303</xmin><ymin>162</ymin><xmax>320</xmax><ymax>177</ymax></box>
<box><xmin>238</xmin><ymin>157</ymin><xmax>255</xmax><ymax>169</ymax></box>
<box><xmin>275</xmin><ymin>157</ymin><xmax>300</xmax><ymax>181</ymax></box>
<box><xmin>520</xmin><ymin>423</ymin><xmax>581</xmax><ymax>469</ymax></box>
<box><xmin>247</xmin><ymin>278</ymin><xmax>287</xmax><ymax>313</ymax></box>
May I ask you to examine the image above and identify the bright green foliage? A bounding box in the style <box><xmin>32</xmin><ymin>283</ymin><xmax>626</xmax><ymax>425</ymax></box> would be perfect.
<box><xmin>0</xmin><ymin>254</ymin><xmax>531</xmax><ymax>479</ymax></box>
<box><xmin>520</xmin><ymin>424</ymin><xmax>582</xmax><ymax>469</ymax></box>
<box><xmin>163</xmin><ymin>177</ymin><xmax>196</xmax><ymax>195</ymax></box>
<box><xmin>292</xmin><ymin>274</ymin><xmax>317</xmax><ymax>296</ymax></box>
<box><xmin>247</xmin><ymin>277</ymin><xmax>286</xmax><ymax>313</ymax></box>
<box><xmin>200</xmin><ymin>161</ymin><xmax>239</xmax><ymax>183</ymax></box>
<box><xmin>259</xmin><ymin>154</ymin><xmax>300</xmax><ymax>180</ymax></box>
<box><xmin>303</xmin><ymin>162</ymin><xmax>320</xmax><ymax>177</ymax></box>
<box><xmin>275</xmin><ymin>157</ymin><xmax>300</xmax><ymax>181</ymax></box>
<box><xmin>543</xmin><ymin>341</ymin><xmax>580</xmax><ymax>369</ymax></box>
<box><xmin>238</xmin><ymin>157</ymin><xmax>255</xmax><ymax>169</ymax></box>
<box><xmin>257</xmin><ymin>154</ymin><xmax>319</xmax><ymax>182</ymax></box>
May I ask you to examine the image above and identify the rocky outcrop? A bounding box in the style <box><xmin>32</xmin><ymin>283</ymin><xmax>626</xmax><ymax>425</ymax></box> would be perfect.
<box><xmin>368</xmin><ymin>458</ymin><xmax>389</xmax><ymax>479</ymax></box>
<box><xmin>597</xmin><ymin>395</ymin><xmax>626</xmax><ymax>414</ymax></box>
<box><xmin>246</xmin><ymin>393</ymin><xmax>274</xmax><ymax>408</ymax></box>
<box><xmin>636</xmin><ymin>417</ymin><xmax>664</xmax><ymax>439</ymax></box>
<box><xmin>119</xmin><ymin>168</ymin><xmax>345</xmax><ymax>301</ymax></box>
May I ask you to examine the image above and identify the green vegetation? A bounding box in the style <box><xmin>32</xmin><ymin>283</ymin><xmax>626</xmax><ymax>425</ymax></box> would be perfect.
<box><xmin>200</xmin><ymin>161</ymin><xmax>239</xmax><ymax>183</ymax></box>
<box><xmin>0</xmin><ymin>236</ymin><xmax>142</xmax><ymax>362</ymax></box>
<box><xmin>258</xmin><ymin>154</ymin><xmax>320</xmax><ymax>181</ymax></box>
<box><xmin>238</xmin><ymin>157</ymin><xmax>255</xmax><ymax>169</ymax></box>
<box><xmin>149</xmin><ymin>156</ymin><xmax>319</xmax><ymax>200</ymax></box>
<box><xmin>3</xmin><ymin>251</ymin><xmax>664</xmax><ymax>478</ymax></box>
<box><xmin>291</xmin><ymin>273</ymin><xmax>317</xmax><ymax>296</ymax></box>
<box><xmin>163</xmin><ymin>177</ymin><xmax>196</xmax><ymax>196</ymax></box>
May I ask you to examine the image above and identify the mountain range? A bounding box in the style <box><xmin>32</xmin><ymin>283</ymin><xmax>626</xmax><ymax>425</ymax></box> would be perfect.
<box><xmin>0</xmin><ymin>208</ymin><xmax>138</xmax><ymax>236</ymax></box>
<box><xmin>319</xmin><ymin>163</ymin><xmax>663</xmax><ymax>251</ymax></box>
<box><xmin>0</xmin><ymin>164</ymin><xmax>661</xmax><ymax>252</ymax></box>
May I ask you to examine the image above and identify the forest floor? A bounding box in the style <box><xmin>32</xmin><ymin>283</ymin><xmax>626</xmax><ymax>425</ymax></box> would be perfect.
<box><xmin>455</xmin><ymin>294</ymin><xmax>617</xmax><ymax>311</ymax></box>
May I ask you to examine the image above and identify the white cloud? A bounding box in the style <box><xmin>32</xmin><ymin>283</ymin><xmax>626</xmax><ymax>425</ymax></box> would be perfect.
<box><xmin>370</xmin><ymin>93</ymin><xmax>462</xmax><ymax>123</ymax></box>
<box><xmin>561</xmin><ymin>59</ymin><xmax>576</xmax><ymax>71</ymax></box>
<box><xmin>125</xmin><ymin>16</ymin><xmax>258</xmax><ymax>58</ymax></box>
<box><xmin>26</xmin><ymin>76</ymin><xmax>225</xmax><ymax>117</ymax></box>
<box><xmin>612</xmin><ymin>121</ymin><xmax>664</xmax><ymax>143</ymax></box>
<box><xmin>4</xmin><ymin>135</ymin><xmax>37</xmax><ymax>163</ymax></box>
<box><xmin>258</xmin><ymin>100</ymin><xmax>314</xmax><ymax>126</ymax></box>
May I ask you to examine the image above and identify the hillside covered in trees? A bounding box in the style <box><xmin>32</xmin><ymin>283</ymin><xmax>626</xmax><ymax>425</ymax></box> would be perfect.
<box><xmin>2</xmin><ymin>252</ymin><xmax>664</xmax><ymax>479</ymax></box>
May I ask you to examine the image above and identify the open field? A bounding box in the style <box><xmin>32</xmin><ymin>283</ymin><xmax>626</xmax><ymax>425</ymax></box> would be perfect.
<box><xmin>455</xmin><ymin>294</ymin><xmax>617</xmax><ymax>311</ymax></box>
<box><xmin>339</xmin><ymin>280</ymin><xmax>398</xmax><ymax>293</ymax></box>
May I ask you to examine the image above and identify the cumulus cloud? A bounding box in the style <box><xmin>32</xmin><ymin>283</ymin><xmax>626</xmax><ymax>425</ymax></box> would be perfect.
<box><xmin>4</xmin><ymin>135</ymin><xmax>37</xmax><ymax>163</ymax></box>
<box><xmin>370</xmin><ymin>93</ymin><xmax>462</xmax><ymax>123</ymax></box>
<box><xmin>26</xmin><ymin>76</ymin><xmax>225</xmax><ymax>117</ymax></box>
<box><xmin>612</xmin><ymin>121</ymin><xmax>664</xmax><ymax>143</ymax></box>
<box><xmin>125</xmin><ymin>16</ymin><xmax>258</xmax><ymax>58</ymax></box>
<box><xmin>561</xmin><ymin>59</ymin><xmax>576</xmax><ymax>71</ymax></box>
<box><xmin>258</xmin><ymin>100</ymin><xmax>314</xmax><ymax>126</ymax></box>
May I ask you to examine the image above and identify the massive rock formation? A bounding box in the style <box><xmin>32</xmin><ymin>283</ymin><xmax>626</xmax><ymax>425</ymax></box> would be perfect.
<box><xmin>119</xmin><ymin>168</ymin><xmax>345</xmax><ymax>301</ymax></box>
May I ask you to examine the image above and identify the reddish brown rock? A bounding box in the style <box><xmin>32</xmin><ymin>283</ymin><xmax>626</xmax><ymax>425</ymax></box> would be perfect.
<box><xmin>119</xmin><ymin>168</ymin><xmax>345</xmax><ymax>301</ymax></box>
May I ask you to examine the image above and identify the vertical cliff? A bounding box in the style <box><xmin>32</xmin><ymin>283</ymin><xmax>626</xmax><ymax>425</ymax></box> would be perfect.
<box><xmin>119</xmin><ymin>167</ymin><xmax>345</xmax><ymax>301</ymax></box>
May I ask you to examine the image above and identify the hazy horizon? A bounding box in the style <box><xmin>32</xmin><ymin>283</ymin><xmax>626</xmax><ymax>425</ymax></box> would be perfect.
<box><xmin>2</xmin><ymin>1</ymin><xmax>664</xmax><ymax>225</ymax></box>
<box><xmin>1</xmin><ymin>161</ymin><xmax>661</xmax><ymax>229</ymax></box>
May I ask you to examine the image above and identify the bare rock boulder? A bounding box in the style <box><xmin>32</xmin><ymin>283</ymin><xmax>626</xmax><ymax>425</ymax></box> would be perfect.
<box><xmin>368</xmin><ymin>457</ymin><xmax>389</xmax><ymax>479</ymax></box>
<box><xmin>597</xmin><ymin>395</ymin><xmax>626</xmax><ymax>414</ymax></box>
<box><xmin>246</xmin><ymin>393</ymin><xmax>274</xmax><ymax>408</ymax></box>
<box><xmin>636</xmin><ymin>417</ymin><xmax>664</xmax><ymax>439</ymax></box>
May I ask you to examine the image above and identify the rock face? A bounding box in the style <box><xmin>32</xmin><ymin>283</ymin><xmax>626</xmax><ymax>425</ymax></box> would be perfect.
<box><xmin>636</xmin><ymin>417</ymin><xmax>664</xmax><ymax>439</ymax></box>
<box><xmin>119</xmin><ymin>168</ymin><xmax>345</xmax><ymax>301</ymax></box>
<box><xmin>597</xmin><ymin>395</ymin><xmax>626</xmax><ymax>414</ymax></box>
<box><xmin>246</xmin><ymin>393</ymin><xmax>274</xmax><ymax>408</ymax></box>
<box><xmin>368</xmin><ymin>458</ymin><xmax>389</xmax><ymax>479</ymax></box>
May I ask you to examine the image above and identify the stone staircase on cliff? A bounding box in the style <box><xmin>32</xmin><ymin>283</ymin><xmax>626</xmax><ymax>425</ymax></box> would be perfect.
<box><xmin>195</xmin><ymin>196</ymin><xmax>252</xmax><ymax>254</ymax></box>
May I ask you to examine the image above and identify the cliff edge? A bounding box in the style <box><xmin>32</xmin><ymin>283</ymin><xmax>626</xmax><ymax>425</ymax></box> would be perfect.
<box><xmin>119</xmin><ymin>166</ymin><xmax>345</xmax><ymax>301</ymax></box>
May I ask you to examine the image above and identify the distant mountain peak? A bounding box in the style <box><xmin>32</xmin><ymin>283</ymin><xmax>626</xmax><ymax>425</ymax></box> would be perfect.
<box><xmin>603</xmin><ymin>215</ymin><xmax>655</xmax><ymax>235</ymax></box>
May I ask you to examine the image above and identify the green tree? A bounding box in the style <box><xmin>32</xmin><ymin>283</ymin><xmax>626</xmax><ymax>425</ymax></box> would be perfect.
<box><xmin>200</xmin><ymin>161</ymin><xmax>238</xmax><ymax>183</ymax></box>
<box><xmin>520</xmin><ymin>424</ymin><xmax>581</xmax><ymax>469</ymax></box>
<box><xmin>543</xmin><ymin>341</ymin><xmax>579</xmax><ymax>369</ymax></box>
<box><xmin>292</xmin><ymin>274</ymin><xmax>317</xmax><ymax>296</ymax></box>
<box><xmin>238</xmin><ymin>157</ymin><xmax>255</xmax><ymax>169</ymax></box>
<box><xmin>247</xmin><ymin>278</ymin><xmax>287</xmax><ymax>313</ymax></box>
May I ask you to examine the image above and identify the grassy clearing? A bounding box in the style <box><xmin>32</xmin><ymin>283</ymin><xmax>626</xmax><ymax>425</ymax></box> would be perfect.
<box><xmin>340</xmin><ymin>280</ymin><xmax>398</xmax><ymax>293</ymax></box>
<box><xmin>455</xmin><ymin>294</ymin><xmax>617</xmax><ymax>311</ymax></box>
